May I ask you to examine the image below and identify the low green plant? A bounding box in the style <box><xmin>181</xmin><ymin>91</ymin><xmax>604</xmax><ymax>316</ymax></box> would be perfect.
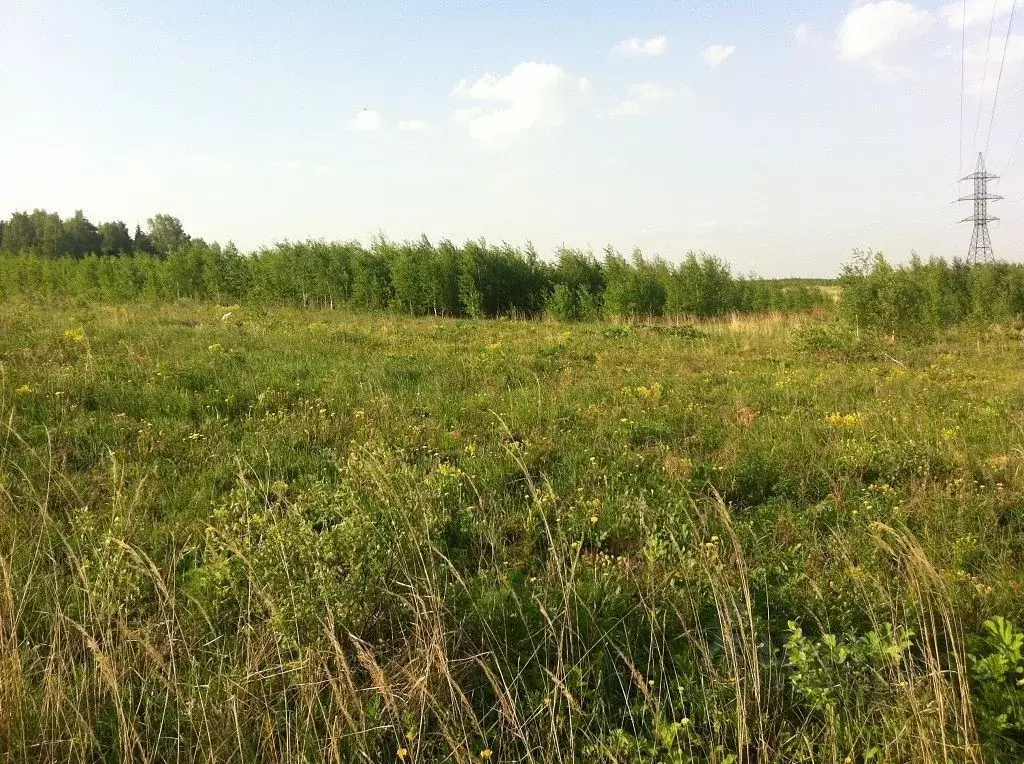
<box><xmin>969</xmin><ymin>616</ymin><xmax>1024</xmax><ymax>760</ymax></box>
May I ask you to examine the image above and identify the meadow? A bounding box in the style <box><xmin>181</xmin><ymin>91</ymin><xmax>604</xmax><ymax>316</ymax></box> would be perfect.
<box><xmin>2</xmin><ymin>299</ymin><xmax>1024</xmax><ymax>763</ymax></box>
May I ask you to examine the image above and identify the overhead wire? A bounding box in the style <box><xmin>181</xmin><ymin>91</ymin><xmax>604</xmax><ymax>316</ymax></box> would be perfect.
<box><xmin>959</xmin><ymin>0</ymin><xmax>967</xmax><ymax>178</ymax></box>
<box><xmin>984</xmin><ymin>0</ymin><xmax>1019</xmax><ymax>160</ymax></box>
<box><xmin>970</xmin><ymin>0</ymin><xmax>1002</xmax><ymax>157</ymax></box>
<box><xmin>997</xmin><ymin>0</ymin><xmax>1024</xmax><ymax>170</ymax></box>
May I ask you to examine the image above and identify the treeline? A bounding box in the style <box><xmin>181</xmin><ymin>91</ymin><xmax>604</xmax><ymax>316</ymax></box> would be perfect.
<box><xmin>0</xmin><ymin>209</ymin><xmax>195</xmax><ymax>259</ymax></box>
<box><xmin>840</xmin><ymin>250</ymin><xmax>1024</xmax><ymax>339</ymax></box>
<box><xmin>0</xmin><ymin>212</ymin><xmax>829</xmax><ymax>319</ymax></box>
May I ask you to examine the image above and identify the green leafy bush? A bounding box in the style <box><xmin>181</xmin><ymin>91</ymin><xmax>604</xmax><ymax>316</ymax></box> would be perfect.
<box><xmin>969</xmin><ymin>616</ymin><xmax>1024</xmax><ymax>760</ymax></box>
<box><xmin>199</xmin><ymin>479</ymin><xmax>397</xmax><ymax>645</ymax></box>
<box><xmin>792</xmin><ymin>322</ymin><xmax>867</xmax><ymax>354</ymax></box>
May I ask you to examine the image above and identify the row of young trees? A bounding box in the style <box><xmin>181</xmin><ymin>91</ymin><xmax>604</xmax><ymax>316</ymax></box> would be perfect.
<box><xmin>0</xmin><ymin>232</ymin><xmax>828</xmax><ymax>319</ymax></box>
<box><xmin>9</xmin><ymin>209</ymin><xmax>1024</xmax><ymax>331</ymax></box>
<box><xmin>0</xmin><ymin>210</ymin><xmax>194</xmax><ymax>259</ymax></box>
<box><xmin>840</xmin><ymin>250</ymin><xmax>1024</xmax><ymax>338</ymax></box>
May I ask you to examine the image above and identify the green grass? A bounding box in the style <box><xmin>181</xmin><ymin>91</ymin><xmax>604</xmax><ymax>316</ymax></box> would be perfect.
<box><xmin>2</xmin><ymin>301</ymin><xmax>1024</xmax><ymax>762</ymax></box>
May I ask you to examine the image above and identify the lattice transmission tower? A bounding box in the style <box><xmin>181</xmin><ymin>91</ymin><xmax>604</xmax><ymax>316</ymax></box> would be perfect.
<box><xmin>957</xmin><ymin>152</ymin><xmax>1002</xmax><ymax>262</ymax></box>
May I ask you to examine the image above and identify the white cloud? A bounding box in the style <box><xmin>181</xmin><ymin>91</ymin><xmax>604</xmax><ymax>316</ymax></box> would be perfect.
<box><xmin>397</xmin><ymin>119</ymin><xmax>430</xmax><ymax>132</ymax></box>
<box><xmin>701</xmin><ymin>44</ymin><xmax>736</xmax><ymax>67</ymax></box>
<box><xmin>452</xmin><ymin>62</ymin><xmax>592</xmax><ymax>149</ymax></box>
<box><xmin>794</xmin><ymin>23</ymin><xmax>824</xmax><ymax>47</ymax></box>
<box><xmin>939</xmin><ymin>0</ymin><xmax>1016</xmax><ymax>28</ymax></box>
<box><xmin>347</xmin><ymin>109</ymin><xmax>381</xmax><ymax>132</ymax></box>
<box><xmin>608</xmin><ymin>82</ymin><xmax>685</xmax><ymax>117</ymax></box>
<box><xmin>612</xmin><ymin>35</ymin><xmax>668</xmax><ymax>58</ymax></box>
<box><xmin>837</xmin><ymin>2</ymin><xmax>934</xmax><ymax>62</ymax></box>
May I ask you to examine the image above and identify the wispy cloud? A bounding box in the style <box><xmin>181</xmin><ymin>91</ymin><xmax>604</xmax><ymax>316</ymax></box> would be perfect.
<box><xmin>793</xmin><ymin>23</ymin><xmax>823</xmax><ymax>47</ymax></box>
<box><xmin>701</xmin><ymin>44</ymin><xmax>736</xmax><ymax>67</ymax></box>
<box><xmin>346</xmin><ymin>109</ymin><xmax>382</xmax><ymax>132</ymax></box>
<box><xmin>612</xmin><ymin>35</ymin><xmax>668</xmax><ymax>58</ymax></box>
<box><xmin>608</xmin><ymin>82</ymin><xmax>688</xmax><ymax>117</ymax></box>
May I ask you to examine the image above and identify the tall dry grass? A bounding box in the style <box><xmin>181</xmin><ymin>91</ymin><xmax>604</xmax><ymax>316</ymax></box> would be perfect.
<box><xmin>0</xmin><ymin>450</ymin><xmax>982</xmax><ymax>762</ymax></box>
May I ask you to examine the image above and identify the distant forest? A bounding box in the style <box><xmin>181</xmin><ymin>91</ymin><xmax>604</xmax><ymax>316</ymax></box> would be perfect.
<box><xmin>0</xmin><ymin>209</ymin><xmax>831</xmax><ymax>319</ymax></box>
<box><xmin>0</xmin><ymin>209</ymin><xmax>196</xmax><ymax>259</ymax></box>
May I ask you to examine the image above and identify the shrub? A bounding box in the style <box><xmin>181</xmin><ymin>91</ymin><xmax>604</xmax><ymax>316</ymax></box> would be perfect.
<box><xmin>969</xmin><ymin>616</ymin><xmax>1024</xmax><ymax>760</ymax></box>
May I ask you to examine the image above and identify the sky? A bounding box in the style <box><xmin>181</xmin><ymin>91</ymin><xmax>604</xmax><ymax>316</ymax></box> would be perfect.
<box><xmin>1</xmin><ymin>0</ymin><xmax>1022</xmax><ymax>277</ymax></box>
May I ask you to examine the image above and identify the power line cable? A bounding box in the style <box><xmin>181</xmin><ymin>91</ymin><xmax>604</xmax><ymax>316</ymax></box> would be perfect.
<box><xmin>960</xmin><ymin>0</ymin><xmax>968</xmax><ymax>178</ymax></box>
<box><xmin>971</xmin><ymin>0</ymin><xmax>1002</xmax><ymax>156</ymax></box>
<box><xmin>985</xmin><ymin>0</ymin><xmax>1019</xmax><ymax>159</ymax></box>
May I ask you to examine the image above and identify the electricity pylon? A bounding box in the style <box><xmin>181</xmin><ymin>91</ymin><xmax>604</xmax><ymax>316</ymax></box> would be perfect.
<box><xmin>957</xmin><ymin>152</ymin><xmax>1002</xmax><ymax>263</ymax></box>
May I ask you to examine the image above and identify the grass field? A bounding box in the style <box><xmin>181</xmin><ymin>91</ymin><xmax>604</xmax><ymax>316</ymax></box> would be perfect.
<box><xmin>2</xmin><ymin>301</ymin><xmax>1024</xmax><ymax>762</ymax></box>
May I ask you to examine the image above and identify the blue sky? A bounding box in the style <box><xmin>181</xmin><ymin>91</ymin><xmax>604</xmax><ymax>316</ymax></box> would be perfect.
<box><xmin>1</xmin><ymin>0</ymin><xmax>1022</xmax><ymax>276</ymax></box>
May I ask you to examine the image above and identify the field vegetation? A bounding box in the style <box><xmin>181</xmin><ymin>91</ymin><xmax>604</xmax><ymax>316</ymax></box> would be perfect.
<box><xmin>3</xmin><ymin>210</ymin><xmax>1024</xmax><ymax>761</ymax></box>
<box><xmin>0</xmin><ymin>210</ymin><xmax>828</xmax><ymax>318</ymax></box>
<box><xmin>1</xmin><ymin>280</ymin><xmax>1024</xmax><ymax>761</ymax></box>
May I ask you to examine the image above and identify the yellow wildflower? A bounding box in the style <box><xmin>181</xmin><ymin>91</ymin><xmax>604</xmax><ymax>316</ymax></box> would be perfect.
<box><xmin>634</xmin><ymin>382</ymin><xmax>663</xmax><ymax>399</ymax></box>
<box><xmin>64</xmin><ymin>327</ymin><xmax>86</xmax><ymax>343</ymax></box>
<box><xmin>16</xmin><ymin>384</ymin><xmax>32</xmax><ymax>394</ymax></box>
<box><xmin>826</xmin><ymin>412</ymin><xmax>860</xmax><ymax>428</ymax></box>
